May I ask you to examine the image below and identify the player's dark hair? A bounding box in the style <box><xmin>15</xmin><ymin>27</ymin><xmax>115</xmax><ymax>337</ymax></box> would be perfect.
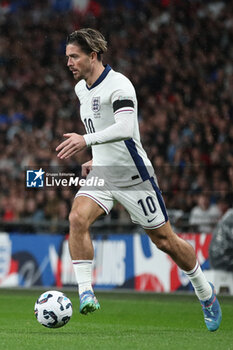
<box><xmin>67</xmin><ymin>28</ymin><xmax>107</xmax><ymax>61</ymax></box>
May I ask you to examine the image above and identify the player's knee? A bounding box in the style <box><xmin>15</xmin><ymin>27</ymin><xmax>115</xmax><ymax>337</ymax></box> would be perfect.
<box><xmin>156</xmin><ymin>240</ymin><xmax>170</xmax><ymax>253</ymax></box>
<box><xmin>151</xmin><ymin>236</ymin><xmax>171</xmax><ymax>253</ymax></box>
<box><xmin>147</xmin><ymin>223</ymin><xmax>176</xmax><ymax>254</ymax></box>
<box><xmin>69</xmin><ymin>209</ymin><xmax>89</xmax><ymax>233</ymax></box>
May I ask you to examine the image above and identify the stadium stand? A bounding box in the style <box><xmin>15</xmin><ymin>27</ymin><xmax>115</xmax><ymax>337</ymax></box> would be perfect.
<box><xmin>0</xmin><ymin>0</ymin><xmax>232</xmax><ymax>231</ymax></box>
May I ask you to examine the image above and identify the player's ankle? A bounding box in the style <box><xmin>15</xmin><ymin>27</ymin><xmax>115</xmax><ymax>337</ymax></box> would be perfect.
<box><xmin>79</xmin><ymin>284</ymin><xmax>94</xmax><ymax>295</ymax></box>
<box><xmin>183</xmin><ymin>261</ymin><xmax>212</xmax><ymax>300</ymax></box>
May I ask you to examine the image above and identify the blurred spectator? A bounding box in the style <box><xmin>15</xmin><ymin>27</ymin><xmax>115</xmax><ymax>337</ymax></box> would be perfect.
<box><xmin>189</xmin><ymin>193</ymin><xmax>222</xmax><ymax>232</ymax></box>
<box><xmin>209</xmin><ymin>208</ymin><xmax>233</xmax><ymax>271</ymax></box>
<box><xmin>24</xmin><ymin>198</ymin><xmax>45</xmax><ymax>221</ymax></box>
<box><xmin>1</xmin><ymin>196</ymin><xmax>16</xmax><ymax>221</ymax></box>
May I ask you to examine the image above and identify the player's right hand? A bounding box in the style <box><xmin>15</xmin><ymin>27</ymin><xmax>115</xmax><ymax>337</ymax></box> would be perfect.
<box><xmin>56</xmin><ymin>133</ymin><xmax>86</xmax><ymax>159</ymax></box>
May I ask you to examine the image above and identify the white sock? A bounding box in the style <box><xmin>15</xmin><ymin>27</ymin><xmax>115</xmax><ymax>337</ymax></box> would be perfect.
<box><xmin>72</xmin><ymin>260</ymin><xmax>93</xmax><ymax>295</ymax></box>
<box><xmin>183</xmin><ymin>261</ymin><xmax>212</xmax><ymax>301</ymax></box>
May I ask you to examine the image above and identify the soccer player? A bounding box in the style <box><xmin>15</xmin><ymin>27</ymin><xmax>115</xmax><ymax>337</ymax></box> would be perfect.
<box><xmin>56</xmin><ymin>28</ymin><xmax>222</xmax><ymax>331</ymax></box>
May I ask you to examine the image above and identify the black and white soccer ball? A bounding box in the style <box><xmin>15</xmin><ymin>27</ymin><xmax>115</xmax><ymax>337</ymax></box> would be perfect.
<box><xmin>34</xmin><ymin>290</ymin><xmax>73</xmax><ymax>328</ymax></box>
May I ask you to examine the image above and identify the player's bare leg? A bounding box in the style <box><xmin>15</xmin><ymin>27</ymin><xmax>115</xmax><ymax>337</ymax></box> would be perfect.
<box><xmin>146</xmin><ymin>221</ymin><xmax>196</xmax><ymax>271</ymax></box>
<box><xmin>145</xmin><ymin>221</ymin><xmax>222</xmax><ymax>331</ymax></box>
<box><xmin>69</xmin><ymin>196</ymin><xmax>104</xmax><ymax>259</ymax></box>
<box><xmin>69</xmin><ymin>196</ymin><xmax>105</xmax><ymax>315</ymax></box>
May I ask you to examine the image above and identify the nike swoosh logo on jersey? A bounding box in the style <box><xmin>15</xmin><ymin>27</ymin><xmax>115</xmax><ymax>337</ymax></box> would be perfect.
<box><xmin>147</xmin><ymin>217</ymin><xmax>156</xmax><ymax>223</ymax></box>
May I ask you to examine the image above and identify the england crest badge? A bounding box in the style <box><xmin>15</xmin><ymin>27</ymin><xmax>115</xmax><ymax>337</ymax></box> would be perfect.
<box><xmin>92</xmin><ymin>97</ymin><xmax>100</xmax><ymax>113</ymax></box>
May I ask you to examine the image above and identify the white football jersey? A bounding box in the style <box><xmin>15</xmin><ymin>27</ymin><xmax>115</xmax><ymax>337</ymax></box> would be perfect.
<box><xmin>74</xmin><ymin>65</ymin><xmax>154</xmax><ymax>186</ymax></box>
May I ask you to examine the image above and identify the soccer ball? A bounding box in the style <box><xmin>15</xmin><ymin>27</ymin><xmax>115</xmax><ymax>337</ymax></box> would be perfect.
<box><xmin>34</xmin><ymin>290</ymin><xmax>73</xmax><ymax>328</ymax></box>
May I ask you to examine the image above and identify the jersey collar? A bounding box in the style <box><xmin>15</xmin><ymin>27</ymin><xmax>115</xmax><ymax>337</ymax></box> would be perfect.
<box><xmin>86</xmin><ymin>64</ymin><xmax>111</xmax><ymax>90</ymax></box>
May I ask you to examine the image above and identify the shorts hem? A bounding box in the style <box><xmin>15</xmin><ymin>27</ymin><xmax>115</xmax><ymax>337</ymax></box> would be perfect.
<box><xmin>75</xmin><ymin>193</ymin><xmax>109</xmax><ymax>215</ymax></box>
<box><xmin>141</xmin><ymin>219</ymin><xmax>167</xmax><ymax>230</ymax></box>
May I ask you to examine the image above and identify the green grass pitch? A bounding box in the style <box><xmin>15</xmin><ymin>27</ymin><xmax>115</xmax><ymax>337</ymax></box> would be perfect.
<box><xmin>0</xmin><ymin>289</ymin><xmax>232</xmax><ymax>350</ymax></box>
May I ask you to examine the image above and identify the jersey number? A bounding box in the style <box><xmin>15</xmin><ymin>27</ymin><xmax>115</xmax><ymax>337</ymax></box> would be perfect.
<box><xmin>138</xmin><ymin>196</ymin><xmax>156</xmax><ymax>216</ymax></box>
<box><xmin>84</xmin><ymin>118</ymin><xmax>95</xmax><ymax>133</ymax></box>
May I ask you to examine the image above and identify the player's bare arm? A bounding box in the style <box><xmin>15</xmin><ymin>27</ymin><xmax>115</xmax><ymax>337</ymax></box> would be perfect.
<box><xmin>56</xmin><ymin>133</ymin><xmax>86</xmax><ymax>159</ymax></box>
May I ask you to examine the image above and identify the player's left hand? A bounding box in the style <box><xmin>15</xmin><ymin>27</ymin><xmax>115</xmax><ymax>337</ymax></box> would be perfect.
<box><xmin>56</xmin><ymin>133</ymin><xmax>86</xmax><ymax>159</ymax></box>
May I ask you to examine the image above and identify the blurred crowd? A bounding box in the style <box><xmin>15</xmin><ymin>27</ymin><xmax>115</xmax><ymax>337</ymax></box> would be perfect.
<box><xmin>0</xmin><ymin>0</ymin><xmax>232</xmax><ymax>231</ymax></box>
